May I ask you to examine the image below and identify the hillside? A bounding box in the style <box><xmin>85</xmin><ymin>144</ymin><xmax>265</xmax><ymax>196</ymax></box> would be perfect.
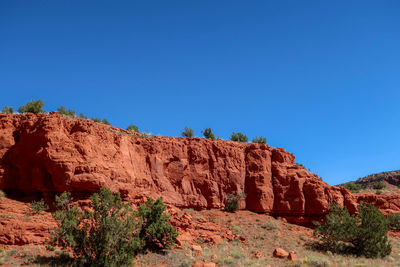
<box><xmin>0</xmin><ymin>113</ymin><xmax>400</xmax><ymax>266</ymax></box>
<box><xmin>340</xmin><ymin>170</ymin><xmax>400</xmax><ymax>194</ymax></box>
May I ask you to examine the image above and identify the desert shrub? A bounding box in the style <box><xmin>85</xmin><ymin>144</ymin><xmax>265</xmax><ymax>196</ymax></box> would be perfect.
<box><xmin>181</xmin><ymin>127</ymin><xmax>194</xmax><ymax>137</ymax></box>
<box><xmin>296</xmin><ymin>163</ymin><xmax>305</xmax><ymax>168</ymax></box>
<box><xmin>224</xmin><ymin>193</ymin><xmax>245</xmax><ymax>213</ymax></box>
<box><xmin>50</xmin><ymin>188</ymin><xmax>141</xmax><ymax>266</ymax></box>
<box><xmin>0</xmin><ymin>190</ymin><xmax>5</xmax><ymax>199</ymax></box>
<box><xmin>252</xmin><ymin>136</ymin><xmax>266</xmax><ymax>144</ymax></box>
<box><xmin>18</xmin><ymin>100</ymin><xmax>45</xmax><ymax>114</ymax></box>
<box><xmin>201</xmin><ymin>128</ymin><xmax>215</xmax><ymax>140</ymax></box>
<box><xmin>230</xmin><ymin>132</ymin><xmax>248</xmax><ymax>143</ymax></box>
<box><xmin>343</xmin><ymin>182</ymin><xmax>362</xmax><ymax>193</ymax></box>
<box><xmin>126</xmin><ymin>124</ymin><xmax>139</xmax><ymax>133</ymax></box>
<box><xmin>50</xmin><ymin>187</ymin><xmax>177</xmax><ymax>266</ymax></box>
<box><xmin>1</xmin><ymin>106</ymin><xmax>14</xmax><ymax>114</ymax></box>
<box><xmin>138</xmin><ymin>197</ymin><xmax>178</xmax><ymax>250</ymax></box>
<box><xmin>101</xmin><ymin>119</ymin><xmax>110</xmax><ymax>125</ymax></box>
<box><xmin>388</xmin><ymin>213</ymin><xmax>400</xmax><ymax>230</ymax></box>
<box><xmin>30</xmin><ymin>199</ymin><xmax>49</xmax><ymax>214</ymax></box>
<box><xmin>373</xmin><ymin>181</ymin><xmax>385</xmax><ymax>190</ymax></box>
<box><xmin>314</xmin><ymin>202</ymin><xmax>391</xmax><ymax>258</ymax></box>
<box><xmin>91</xmin><ymin>117</ymin><xmax>110</xmax><ymax>125</ymax></box>
<box><xmin>57</xmin><ymin>106</ymin><xmax>76</xmax><ymax>117</ymax></box>
<box><xmin>79</xmin><ymin>113</ymin><xmax>88</xmax><ymax>119</ymax></box>
<box><xmin>376</xmin><ymin>189</ymin><xmax>382</xmax><ymax>195</ymax></box>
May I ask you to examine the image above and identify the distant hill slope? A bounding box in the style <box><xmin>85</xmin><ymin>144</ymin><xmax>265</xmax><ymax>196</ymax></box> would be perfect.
<box><xmin>339</xmin><ymin>170</ymin><xmax>400</xmax><ymax>193</ymax></box>
<box><xmin>355</xmin><ymin>170</ymin><xmax>400</xmax><ymax>187</ymax></box>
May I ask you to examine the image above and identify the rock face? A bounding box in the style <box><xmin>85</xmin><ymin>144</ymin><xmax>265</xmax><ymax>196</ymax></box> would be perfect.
<box><xmin>0</xmin><ymin>113</ymin><xmax>399</xmax><ymax>245</ymax></box>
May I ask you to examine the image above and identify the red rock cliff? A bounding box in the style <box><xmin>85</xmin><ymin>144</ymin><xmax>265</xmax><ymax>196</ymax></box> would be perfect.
<box><xmin>0</xmin><ymin>113</ymin><xmax>398</xmax><ymax>224</ymax></box>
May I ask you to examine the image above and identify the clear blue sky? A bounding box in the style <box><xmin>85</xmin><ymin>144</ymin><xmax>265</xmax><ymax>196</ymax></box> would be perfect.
<box><xmin>1</xmin><ymin>1</ymin><xmax>400</xmax><ymax>185</ymax></box>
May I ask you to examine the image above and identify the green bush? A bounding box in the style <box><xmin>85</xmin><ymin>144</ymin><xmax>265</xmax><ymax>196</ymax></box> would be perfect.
<box><xmin>50</xmin><ymin>188</ymin><xmax>141</xmax><ymax>266</ymax></box>
<box><xmin>50</xmin><ymin>187</ymin><xmax>177</xmax><ymax>266</ymax></box>
<box><xmin>376</xmin><ymin>189</ymin><xmax>382</xmax><ymax>195</ymax></box>
<box><xmin>373</xmin><ymin>181</ymin><xmax>386</xmax><ymax>190</ymax></box>
<box><xmin>343</xmin><ymin>182</ymin><xmax>362</xmax><ymax>193</ymax></box>
<box><xmin>1</xmin><ymin>106</ymin><xmax>14</xmax><ymax>114</ymax></box>
<box><xmin>201</xmin><ymin>128</ymin><xmax>215</xmax><ymax>140</ymax></box>
<box><xmin>18</xmin><ymin>100</ymin><xmax>45</xmax><ymax>114</ymax></box>
<box><xmin>57</xmin><ymin>106</ymin><xmax>76</xmax><ymax>117</ymax></box>
<box><xmin>181</xmin><ymin>127</ymin><xmax>194</xmax><ymax>137</ymax></box>
<box><xmin>138</xmin><ymin>197</ymin><xmax>178</xmax><ymax>250</ymax></box>
<box><xmin>101</xmin><ymin>119</ymin><xmax>110</xmax><ymax>125</ymax></box>
<box><xmin>30</xmin><ymin>199</ymin><xmax>49</xmax><ymax>214</ymax></box>
<box><xmin>126</xmin><ymin>124</ymin><xmax>139</xmax><ymax>133</ymax></box>
<box><xmin>224</xmin><ymin>193</ymin><xmax>245</xmax><ymax>213</ymax></box>
<box><xmin>388</xmin><ymin>213</ymin><xmax>400</xmax><ymax>230</ymax></box>
<box><xmin>230</xmin><ymin>132</ymin><xmax>248</xmax><ymax>143</ymax></box>
<box><xmin>252</xmin><ymin>136</ymin><xmax>266</xmax><ymax>144</ymax></box>
<box><xmin>314</xmin><ymin>202</ymin><xmax>391</xmax><ymax>258</ymax></box>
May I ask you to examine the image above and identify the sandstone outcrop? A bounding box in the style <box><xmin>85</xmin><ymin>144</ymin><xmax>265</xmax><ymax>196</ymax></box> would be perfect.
<box><xmin>0</xmin><ymin>113</ymin><xmax>399</xmax><ymax>246</ymax></box>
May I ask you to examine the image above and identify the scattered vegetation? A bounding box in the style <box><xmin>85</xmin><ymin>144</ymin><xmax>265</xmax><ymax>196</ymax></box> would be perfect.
<box><xmin>388</xmin><ymin>213</ymin><xmax>400</xmax><ymax>230</ymax></box>
<box><xmin>252</xmin><ymin>136</ymin><xmax>267</xmax><ymax>144</ymax></box>
<box><xmin>91</xmin><ymin>117</ymin><xmax>111</xmax><ymax>125</ymax></box>
<box><xmin>126</xmin><ymin>124</ymin><xmax>139</xmax><ymax>133</ymax></box>
<box><xmin>49</xmin><ymin>187</ymin><xmax>177</xmax><ymax>266</ymax></box>
<box><xmin>373</xmin><ymin>181</ymin><xmax>386</xmax><ymax>190</ymax></box>
<box><xmin>201</xmin><ymin>128</ymin><xmax>215</xmax><ymax>140</ymax></box>
<box><xmin>343</xmin><ymin>182</ymin><xmax>362</xmax><ymax>193</ymax></box>
<box><xmin>314</xmin><ymin>202</ymin><xmax>391</xmax><ymax>258</ymax></box>
<box><xmin>18</xmin><ymin>100</ymin><xmax>45</xmax><ymax>114</ymax></box>
<box><xmin>230</xmin><ymin>132</ymin><xmax>248</xmax><ymax>143</ymax></box>
<box><xmin>181</xmin><ymin>127</ymin><xmax>194</xmax><ymax>137</ymax></box>
<box><xmin>30</xmin><ymin>199</ymin><xmax>49</xmax><ymax>214</ymax></box>
<box><xmin>1</xmin><ymin>106</ymin><xmax>14</xmax><ymax>114</ymax></box>
<box><xmin>57</xmin><ymin>106</ymin><xmax>76</xmax><ymax>117</ymax></box>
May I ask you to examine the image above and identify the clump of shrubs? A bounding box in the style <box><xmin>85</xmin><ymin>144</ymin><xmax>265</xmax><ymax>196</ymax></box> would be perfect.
<box><xmin>201</xmin><ymin>128</ymin><xmax>215</xmax><ymax>140</ymax></box>
<box><xmin>373</xmin><ymin>181</ymin><xmax>386</xmax><ymax>190</ymax></box>
<box><xmin>343</xmin><ymin>182</ymin><xmax>362</xmax><ymax>193</ymax></box>
<box><xmin>126</xmin><ymin>124</ymin><xmax>139</xmax><ymax>133</ymax></box>
<box><xmin>57</xmin><ymin>106</ymin><xmax>76</xmax><ymax>117</ymax></box>
<box><xmin>230</xmin><ymin>132</ymin><xmax>248</xmax><ymax>143</ymax></box>
<box><xmin>18</xmin><ymin>100</ymin><xmax>45</xmax><ymax>114</ymax></box>
<box><xmin>30</xmin><ymin>199</ymin><xmax>49</xmax><ymax>214</ymax></box>
<box><xmin>181</xmin><ymin>127</ymin><xmax>194</xmax><ymax>137</ymax></box>
<box><xmin>1</xmin><ymin>106</ymin><xmax>14</xmax><ymax>114</ymax></box>
<box><xmin>252</xmin><ymin>136</ymin><xmax>266</xmax><ymax>144</ymax></box>
<box><xmin>49</xmin><ymin>187</ymin><xmax>177</xmax><ymax>266</ymax></box>
<box><xmin>388</xmin><ymin>213</ymin><xmax>400</xmax><ymax>230</ymax></box>
<box><xmin>314</xmin><ymin>202</ymin><xmax>391</xmax><ymax>258</ymax></box>
<box><xmin>91</xmin><ymin>117</ymin><xmax>111</xmax><ymax>125</ymax></box>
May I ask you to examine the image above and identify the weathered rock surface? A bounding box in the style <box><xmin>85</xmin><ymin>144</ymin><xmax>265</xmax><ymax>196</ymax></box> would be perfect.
<box><xmin>0</xmin><ymin>113</ymin><xmax>399</xmax><ymax>246</ymax></box>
